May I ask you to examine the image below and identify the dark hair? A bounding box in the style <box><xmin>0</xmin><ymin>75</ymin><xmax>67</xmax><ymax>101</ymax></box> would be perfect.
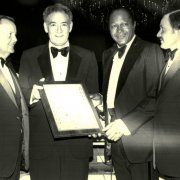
<box><xmin>43</xmin><ymin>3</ymin><xmax>73</xmax><ymax>22</ymax></box>
<box><xmin>108</xmin><ymin>7</ymin><xmax>135</xmax><ymax>25</ymax></box>
<box><xmin>169</xmin><ymin>10</ymin><xmax>180</xmax><ymax>30</ymax></box>
<box><xmin>0</xmin><ymin>15</ymin><xmax>15</xmax><ymax>23</ymax></box>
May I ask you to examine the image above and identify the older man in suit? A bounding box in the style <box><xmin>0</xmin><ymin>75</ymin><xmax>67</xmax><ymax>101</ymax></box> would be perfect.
<box><xmin>0</xmin><ymin>15</ymin><xmax>29</xmax><ymax>180</ymax></box>
<box><xmin>102</xmin><ymin>7</ymin><xmax>164</xmax><ymax>180</ymax></box>
<box><xmin>18</xmin><ymin>3</ymin><xmax>99</xmax><ymax>180</ymax></box>
<box><xmin>154</xmin><ymin>9</ymin><xmax>180</xmax><ymax>180</ymax></box>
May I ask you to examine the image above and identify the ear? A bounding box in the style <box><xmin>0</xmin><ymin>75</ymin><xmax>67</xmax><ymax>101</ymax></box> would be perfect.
<box><xmin>43</xmin><ymin>22</ymin><xmax>48</xmax><ymax>33</ymax></box>
<box><xmin>69</xmin><ymin>21</ymin><xmax>73</xmax><ymax>32</ymax></box>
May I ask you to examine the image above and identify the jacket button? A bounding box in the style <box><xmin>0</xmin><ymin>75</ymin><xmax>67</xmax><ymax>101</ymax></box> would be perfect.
<box><xmin>16</xmin><ymin>116</ymin><xmax>21</xmax><ymax>120</ymax></box>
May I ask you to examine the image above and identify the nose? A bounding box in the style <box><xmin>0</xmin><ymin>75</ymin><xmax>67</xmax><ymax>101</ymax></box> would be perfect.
<box><xmin>116</xmin><ymin>24</ymin><xmax>126</xmax><ymax>33</ymax></box>
<box><xmin>117</xmin><ymin>25</ymin><xmax>122</xmax><ymax>32</ymax></box>
<box><xmin>157</xmin><ymin>29</ymin><xmax>161</xmax><ymax>38</ymax></box>
<box><xmin>13</xmin><ymin>35</ymin><xmax>17</xmax><ymax>43</ymax></box>
<box><xmin>57</xmin><ymin>25</ymin><xmax>62</xmax><ymax>33</ymax></box>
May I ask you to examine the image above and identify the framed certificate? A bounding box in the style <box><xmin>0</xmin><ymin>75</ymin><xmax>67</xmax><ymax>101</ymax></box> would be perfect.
<box><xmin>39</xmin><ymin>82</ymin><xmax>103</xmax><ymax>138</ymax></box>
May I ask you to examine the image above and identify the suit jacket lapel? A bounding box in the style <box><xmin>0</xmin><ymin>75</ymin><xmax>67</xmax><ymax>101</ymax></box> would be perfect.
<box><xmin>160</xmin><ymin>53</ymin><xmax>180</xmax><ymax>92</ymax></box>
<box><xmin>38</xmin><ymin>44</ymin><xmax>54</xmax><ymax>82</ymax></box>
<box><xmin>103</xmin><ymin>37</ymin><xmax>145</xmax><ymax>99</ymax></box>
<box><xmin>66</xmin><ymin>45</ymin><xmax>82</xmax><ymax>82</ymax></box>
<box><xmin>0</xmin><ymin>69</ymin><xmax>17</xmax><ymax>107</ymax></box>
<box><xmin>37</xmin><ymin>44</ymin><xmax>82</xmax><ymax>83</ymax></box>
<box><xmin>7</xmin><ymin>61</ymin><xmax>30</xmax><ymax>170</ymax></box>
<box><xmin>115</xmin><ymin>37</ymin><xmax>145</xmax><ymax>96</ymax></box>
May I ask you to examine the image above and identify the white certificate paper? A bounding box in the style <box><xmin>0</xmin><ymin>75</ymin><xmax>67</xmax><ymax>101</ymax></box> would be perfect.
<box><xmin>40</xmin><ymin>83</ymin><xmax>102</xmax><ymax>138</ymax></box>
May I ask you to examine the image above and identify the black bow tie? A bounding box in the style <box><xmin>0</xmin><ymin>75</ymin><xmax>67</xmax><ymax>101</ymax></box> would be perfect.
<box><xmin>165</xmin><ymin>48</ymin><xmax>178</xmax><ymax>61</ymax></box>
<box><xmin>117</xmin><ymin>45</ymin><xmax>127</xmax><ymax>59</ymax></box>
<box><xmin>51</xmin><ymin>47</ymin><xmax>69</xmax><ymax>58</ymax></box>
<box><xmin>0</xmin><ymin>57</ymin><xmax>6</xmax><ymax>67</ymax></box>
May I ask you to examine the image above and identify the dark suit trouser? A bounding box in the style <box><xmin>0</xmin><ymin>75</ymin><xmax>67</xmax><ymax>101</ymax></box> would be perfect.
<box><xmin>0</xmin><ymin>143</ymin><xmax>21</xmax><ymax>180</ymax></box>
<box><xmin>30</xmin><ymin>145</ymin><xmax>89</xmax><ymax>180</ymax></box>
<box><xmin>0</xmin><ymin>157</ymin><xmax>21</xmax><ymax>180</ymax></box>
<box><xmin>112</xmin><ymin>140</ymin><xmax>158</xmax><ymax>180</ymax></box>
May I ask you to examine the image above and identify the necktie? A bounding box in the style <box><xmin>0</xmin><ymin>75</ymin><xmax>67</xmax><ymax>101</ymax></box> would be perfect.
<box><xmin>165</xmin><ymin>48</ymin><xmax>178</xmax><ymax>61</ymax></box>
<box><xmin>51</xmin><ymin>47</ymin><xmax>69</xmax><ymax>58</ymax></box>
<box><xmin>117</xmin><ymin>45</ymin><xmax>127</xmax><ymax>59</ymax></box>
<box><xmin>0</xmin><ymin>57</ymin><xmax>6</xmax><ymax>67</ymax></box>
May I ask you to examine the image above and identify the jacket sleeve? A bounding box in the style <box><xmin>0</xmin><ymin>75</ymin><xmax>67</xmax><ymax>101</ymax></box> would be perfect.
<box><xmin>19</xmin><ymin>51</ymin><xmax>34</xmax><ymax>105</ymax></box>
<box><xmin>85</xmin><ymin>51</ymin><xmax>99</xmax><ymax>94</ymax></box>
<box><xmin>120</xmin><ymin>44</ymin><xmax>164</xmax><ymax>135</ymax></box>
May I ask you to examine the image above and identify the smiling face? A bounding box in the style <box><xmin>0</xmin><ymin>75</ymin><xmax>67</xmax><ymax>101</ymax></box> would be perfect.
<box><xmin>109</xmin><ymin>9</ymin><xmax>135</xmax><ymax>47</ymax></box>
<box><xmin>43</xmin><ymin>11</ymin><xmax>73</xmax><ymax>47</ymax></box>
<box><xmin>0</xmin><ymin>19</ymin><xmax>17</xmax><ymax>58</ymax></box>
<box><xmin>157</xmin><ymin>14</ymin><xmax>180</xmax><ymax>50</ymax></box>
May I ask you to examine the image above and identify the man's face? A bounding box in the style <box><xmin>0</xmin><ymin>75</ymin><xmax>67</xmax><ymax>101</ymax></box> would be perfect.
<box><xmin>0</xmin><ymin>19</ymin><xmax>17</xmax><ymax>56</ymax></box>
<box><xmin>157</xmin><ymin>15</ymin><xmax>180</xmax><ymax>50</ymax></box>
<box><xmin>109</xmin><ymin>10</ymin><xmax>135</xmax><ymax>46</ymax></box>
<box><xmin>44</xmin><ymin>11</ymin><xmax>73</xmax><ymax>47</ymax></box>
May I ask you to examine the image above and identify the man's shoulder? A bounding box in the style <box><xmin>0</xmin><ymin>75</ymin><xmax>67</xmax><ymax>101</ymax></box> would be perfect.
<box><xmin>70</xmin><ymin>44</ymin><xmax>94</xmax><ymax>54</ymax></box>
<box><xmin>103</xmin><ymin>44</ymin><xmax>116</xmax><ymax>54</ymax></box>
<box><xmin>135</xmin><ymin>36</ymin><xmax>159</xmax><ymax>48</ymax></box>
<box><xmin>23</xmin><ymin>44</ymin><xmax>46</xmax><ymax>54</ymax></box>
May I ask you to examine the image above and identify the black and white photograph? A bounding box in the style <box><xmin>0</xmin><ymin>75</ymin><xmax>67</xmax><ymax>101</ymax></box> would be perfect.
<box><xmin>0</xmin><ymin>0</ymin><xmax>180</xmax><ymax>180</ymax></box>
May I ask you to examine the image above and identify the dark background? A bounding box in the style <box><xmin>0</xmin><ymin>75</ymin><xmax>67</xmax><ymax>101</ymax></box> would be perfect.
<box><xmin>0</xmin><ymin>0</ymin><xmax>180</xmax><ymax>72</ymax></box>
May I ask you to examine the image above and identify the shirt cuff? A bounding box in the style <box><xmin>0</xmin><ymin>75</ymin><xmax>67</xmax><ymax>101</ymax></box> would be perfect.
<box><xmin>29</xmin><ymin>91</ymin><xmax>34</xmax><ymax>105</ymax></box>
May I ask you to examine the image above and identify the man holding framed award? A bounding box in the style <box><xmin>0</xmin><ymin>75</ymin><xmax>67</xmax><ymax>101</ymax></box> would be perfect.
<box><xmin>18</xmin><ymin>3</ymin><xmax>99</xmax><ymax>180</ymax></box>
<box><xmin>40</xmin><ymin>82</ymin><xmax>103</xmax><ymax>138</ymax></box>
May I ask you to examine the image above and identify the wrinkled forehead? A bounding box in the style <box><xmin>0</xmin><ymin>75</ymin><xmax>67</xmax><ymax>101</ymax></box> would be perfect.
<box><xmin>110</xmin><ymin>10</ymin><xmax>132</xmax><ymax>24</ymax></box>
<box><xmin>46</xmin><ymin>11</ymin><xmax>70</xmax><ymax>23</ymax></box>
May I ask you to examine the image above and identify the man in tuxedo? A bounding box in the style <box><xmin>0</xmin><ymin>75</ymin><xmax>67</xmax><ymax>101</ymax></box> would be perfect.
<box><xmin>0</xmin><ymin>16</ymin><xmax>29</xmax><ymax>179</ymax></box>
<box><xmin>154</xmin><ymin>9</ymin><xmax>180</xmax><ymax>180</ymax></box>
<box><xmin>102</xmin><ymin>7</ymin><xmax>164</xmax><ymax>180</ymax></box>
<box><xmin>18</xmin><ymin>3</ymin><xmax>99</xmax><ymax>180</ymax></box>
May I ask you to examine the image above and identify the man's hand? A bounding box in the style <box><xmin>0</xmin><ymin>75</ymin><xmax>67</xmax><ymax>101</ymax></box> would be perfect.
<box><xmin>29</xmin><ymin>84</ymin><xmax>43</xmax><ymax>105</ymax></box>
<box><xmin>103</xmin><ymin>119</ymin><xmax>130</xmax><ymax>141</ymax></box>
<box><xmin>103</xmin><ymin>120</ymin><xmax>124</xmax><ymax>141</ymax></box>
<box><xmin>90</xmin><ymin>93</ymin><xmax>103</xmax><ymax>107</ymax></box>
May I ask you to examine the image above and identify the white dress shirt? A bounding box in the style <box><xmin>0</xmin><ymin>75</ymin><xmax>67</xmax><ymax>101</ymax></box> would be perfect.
<box><xmin>165</xmin><ymin>59</ymin><xmax>173</xmax><ymax>74</ymax></box>
<box><xmin>30</xmin><ymin>42</ymin><xmax>70</xmax><ymax>105</ymax></box>
<box><xmin>107</xmin><ymin>35</ymin><xmax>135</xmax><ymax>108</ymax></box>
<box><xmin>165</xmin><ymin>49</ymin><xmax>180</xmax><ymax>74</ymax></box>
<box><xmin>49</xmin><ymin>41</ymin><xmax>70</xmax><ymax>81</ymax></box>
<box><xmin>106</xmin><ymin>36</ymin><xmax>136</xmax><ymax>136</ymax></box>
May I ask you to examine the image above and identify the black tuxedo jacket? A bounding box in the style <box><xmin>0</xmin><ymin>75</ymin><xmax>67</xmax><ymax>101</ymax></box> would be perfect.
<box><xmin>19</xmin><ymin>43</ymin><xmax>99</xmax><ymax>160</ymax></box>
<box><xmin>0</xmin><ymin>61</ymin><xmax>29</xmax><ymax>177</ymax></box>
<box><xmin>102</xmin><ymin>36</ymin><xmax>164</xmax><ymax>163</ymax></box>
<box><xmin>154</xmin><ymin>50</ymin><xmax>180</xmax><ymax>177</ymax></box>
